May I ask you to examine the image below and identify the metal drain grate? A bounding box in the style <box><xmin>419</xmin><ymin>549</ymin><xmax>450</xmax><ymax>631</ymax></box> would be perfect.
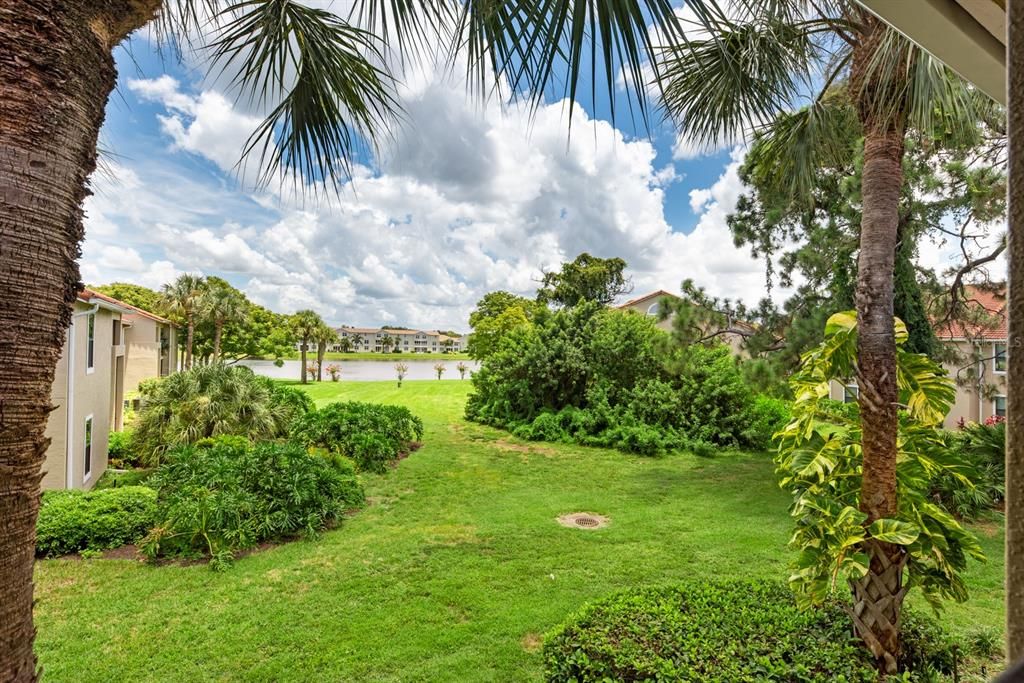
<box><xmin>557</xmin><ymin>512</ymin><xmax>609</xmax><ymax>529</ymax></box>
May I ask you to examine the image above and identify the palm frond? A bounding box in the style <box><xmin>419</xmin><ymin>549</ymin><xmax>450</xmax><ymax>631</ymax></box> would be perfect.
<box><xmin>209</xmin><ymin>0</ymin><xmax>400</xmax><ymax>191</ymax></box>
<box><xmin>858</xmin><ymin>27</ymin><xmax>979</xmax><ymax>141</ymax></box>
<box><xmin>743</xmin><ymin>86</ymin><xmax>858</xmax><ymax>203</ymax></box>
<box><xmin>658</xmin><ymin>15</ymin><xmax>819</xmax><ymax>150</ymax></box>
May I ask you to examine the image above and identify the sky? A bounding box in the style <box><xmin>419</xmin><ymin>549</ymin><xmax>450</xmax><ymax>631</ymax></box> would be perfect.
<box><xmin>79</xmin><ymin>9</ymin><xmax>997</xmax><ymax>333</ymax></box>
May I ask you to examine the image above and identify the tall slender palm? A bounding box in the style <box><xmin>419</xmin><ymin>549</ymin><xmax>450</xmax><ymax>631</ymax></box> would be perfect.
<box><xmin>0</xmin><ymin>0</ymin><xmax>691</xmax><ymax>677</ymax></box>
<box><xmin>352</xmin><ymin>334</ymin><xmax>365</xmax><ymax>351</ymax></box>
<box><xmin>161</xmin><ymin>274</ymin><xmax>207</xmax><ymax>370</ymax></box>
<box><xmin>200</xmin><ymin>282</ymin><xmax>248</xmax><ymax>362</ymax></box>
<box><xmin>291</xmin><ymin>310</ymin><xmax>324</xmax><ymax>384</ymax></box>
<box><xmin>659</xmin><ymin>2</ymin><xmax>992</xmax><ymax>670</ymax></box>
<box><xmin>314</xmin><ymin>323</ymin><xmax>339</xmax><ymax>382</ymax></box>
<box><xmin>380</xmin><ymin>333</ymin><xmax>393</xmax><ymax>353</ymax></box>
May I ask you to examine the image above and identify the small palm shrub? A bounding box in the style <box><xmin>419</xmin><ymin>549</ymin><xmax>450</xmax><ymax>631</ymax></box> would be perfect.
<box><xmin>932</xmin><ymin>420</ymin><xmax>1006</xmax><ymax>519</ymax></box>
<box><xmin>36</xmin><ymin>487</ymin><xmax>158</xmax><ymax>557</ymax></box>
<box><xmin>543</xmin><ymin>581</ymin><xmax>961</xmax><ymax>682</ymax></box>
<box><xmin>141</xmin><ymin>437</ymin><xmax>364</xmax><ymax>569</ymax></box>
<box><xmin>289</xmin><ymin>402</ymin><xmax>423</xmax><ymax>473</ymax></box>
<box><xmin>133</xmin><ymin>365</ymin><xmax>312</xmax><ymax>466</ymax></box>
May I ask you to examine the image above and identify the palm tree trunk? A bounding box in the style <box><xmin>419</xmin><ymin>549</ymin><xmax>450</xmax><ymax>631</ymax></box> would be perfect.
<box><xmin>0</xmin><ymin>1</ymin><xmax>159</xmax><ymax>679</ymax></box>
<box><xmin>185</xmin><ymin>316</ymin><xmax>195</xmax><ymax>369</ymax></box>
<box><xmin>213</xmin><ymin>321</ymin><xmax>223</xmax><ymax>362</ymax></box>
<box><xmin>847</xmin><ymin>12</ymin><xmax>909</xmax><ymax>674</ymax></box>
<box><xmin>317</xmin><ymin>344</ymin><xmax>325</xmax><ymax>382</ymax></box>
<box><xmin>300</xmin><ymin>341</ymin><xmax>308</xmax><ymax>384</ymax></box>
<box><xmin>1007</xmin><ymin>0</ymin><xmax>1024</xmax><ymax>662</ymax></box>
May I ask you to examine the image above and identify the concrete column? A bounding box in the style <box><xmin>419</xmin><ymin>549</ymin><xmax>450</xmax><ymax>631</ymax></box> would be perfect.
<box><xmin>1008</xmin><ymin>0</ymin><xmax>1023</xmax><ymax>663</ymax></box>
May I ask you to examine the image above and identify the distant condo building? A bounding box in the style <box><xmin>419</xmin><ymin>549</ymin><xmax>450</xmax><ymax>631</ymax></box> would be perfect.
<box><xmin>329</xmin><ymin>327</ymin><xmax>467</xmax><ymax>353</ymax></box>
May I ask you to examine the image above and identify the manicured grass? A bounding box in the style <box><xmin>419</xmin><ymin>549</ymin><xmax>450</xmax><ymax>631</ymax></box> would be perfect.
<box><xmin>33</xmin><ymin>381</ymin><xmax>1005</xmax><ymax>681</ymax></box>
<box><xmin>282</xmin><ymin>351</ymin><xmax>471</xmax><ymax>361</ymax></box>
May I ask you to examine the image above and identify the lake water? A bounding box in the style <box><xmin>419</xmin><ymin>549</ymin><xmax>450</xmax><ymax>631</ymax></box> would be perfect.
<box><xmin>238</xmin><ymin>359</ymin><xmax>479</xmax><ymax>382</ymax></box>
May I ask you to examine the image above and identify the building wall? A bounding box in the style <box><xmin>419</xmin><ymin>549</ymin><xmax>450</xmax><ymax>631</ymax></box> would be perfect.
<box><xmin>44</xmin><ymin>303</ymin><xmax>118</xmax><ymax>490</ymax></box>
<box><xmin>123</xmin><ymin>315</ymin><xmax>175</xmax><ymax>393</ymax></box>
<box><xmin>828</xmin><ymin>339</ymin><xmax>1009</xmax><ymax>430</ymax></box>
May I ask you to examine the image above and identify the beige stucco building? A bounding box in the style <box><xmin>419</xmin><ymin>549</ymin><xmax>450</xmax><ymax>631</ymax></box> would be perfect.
<box><xmin>331</xmin><ymin>326</ymin><xmax>465</xmax><ymax>353</ymax></box>
<box><xmin>616</xmin><ymin>289</ymin><xmax>751</xmax><ymax>356</ymax></box>
<box><xmin>828</xmin><ymin>287</ymin><xmax>1008</xmax><ymax>430</ymax></box>
<box><xmin>42</xmin><ymin>289</ymin><xmax>177</xmax><ymax>490</ymax></box>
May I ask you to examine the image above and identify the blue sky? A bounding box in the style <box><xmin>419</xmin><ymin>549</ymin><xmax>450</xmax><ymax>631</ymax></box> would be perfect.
<box><xmin>83</xmin><ymin>27</ymin><xmax>773</xmax><ymax>331</ymax></box>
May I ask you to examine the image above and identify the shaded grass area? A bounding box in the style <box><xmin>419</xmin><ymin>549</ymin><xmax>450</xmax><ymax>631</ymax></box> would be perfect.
<box><xmin>34</xmin><ymin>381</ymin><xmax>1005</xmax><ymax>681</ymax></box>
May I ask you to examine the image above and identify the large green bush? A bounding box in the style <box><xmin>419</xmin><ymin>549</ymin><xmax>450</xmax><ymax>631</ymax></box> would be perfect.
<box><xmin>543</xmin><ymin>581</ymin><xmax>959</xmax><ymax>682</ymax></box>
<box><xmin>133</xmin><ymin>364</ymin><xmax>312</xmax><ymax>465</ymax></box>
<box><xmin>467</xmin><ymin>305</ymin><xmax>774</xmax><ymax>455</ymax></box>
<box><xmin>36</xmin><ymin>486</ymin><xmax>158</xmax><ymax>557</ymax></box>
<box><xmin>141</xmin><ymin>437</ymin><xmax>364</xmax><ymax>569</ymax></box>
<box><xmin>289</xmin><ymin>402</ymin><xmax>424</xmax><ymax>473</ymax></box>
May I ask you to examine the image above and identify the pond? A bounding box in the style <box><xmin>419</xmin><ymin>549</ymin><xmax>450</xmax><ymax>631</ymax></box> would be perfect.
<box><xmin>237</xmin><ymin>358</ymin><xmax>479</xmax><ymax>382</ymax></box>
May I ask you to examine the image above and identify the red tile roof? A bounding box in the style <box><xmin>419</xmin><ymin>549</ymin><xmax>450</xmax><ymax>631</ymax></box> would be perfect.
<box><xmin>79</xmin><ymin>289</ymin><xmax>172</xmax><ymax>325</ymax></box>
<box><xmin>934</xmin><ymin>285</ymin><xmax>1007</xmax><ymax>341</ymax></box>
<box><xmin>616</xmin><ymin>289</ymin><xmax>679</xmax><ymax>309</ymax></box>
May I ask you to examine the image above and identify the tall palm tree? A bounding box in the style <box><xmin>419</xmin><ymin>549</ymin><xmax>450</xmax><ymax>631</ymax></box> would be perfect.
<box><xmin>314</xmin><ymin>323</ymin><xmax>338</xmax><ymax>382</ymax></box>
<box><xmin>0</xmin><ymin>0</ymin><xmax>689</xmax><ymax>677</ymax></box>
<box><xmin>161</xmin><ymin>274</ymin><xmax>207</xmax><ymax>370</ymax></box>
<box><xmin>200</xmin><ymin>282</ymin><xmax>249</xmax><ymax>362</ymax></box>
<box><xmin>351</xmin><ymin>334</ymin><xmax>364</xmax><ymax>351</ymax></box>
<box><xmin>380</xmin><ymin>333</ymin><xmax>393</xmax><ymax>353</ymax></box>
<box><xmin>659</xmin><ymin>2</ymin><xmax>992</xmax><ymax>670</ymax></box>
<box><xmin>291</xmin><ymin>310</ymin><xmax>324</xmax><ymax>385</ymax></box>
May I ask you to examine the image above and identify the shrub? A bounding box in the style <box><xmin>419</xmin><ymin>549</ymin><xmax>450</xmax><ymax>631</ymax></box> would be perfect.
<box><xmin>289</xmin><ymin>402</ymin><xmax>423</xmax><ymax>474</ymax></box>
<box><xmin>932</xmin><ymin>420</ymin><xmax>1005</xmax><ymax>520</ymax></box>
<box><xmin>133</xmin><ymin>365</ymin><xmax>311</xmax><ymax>466</ymax></box>
<box><xmin>141</xmin><ymin>438</ymin><xmax>364</xmax><ymax>568</ymax></box>
<box><xmin>740</xmin><ymin>395</ymin><xmax>792</xmax><ymax>450</ymax></box>
<box><xmin>467</xmin><ymin>304</ymin><xmax>773</xmax><ymax>456</ymax></box>
<box><xmin>543</xmin><ymin>581</ymin><xmax>960</xmax><ymax>683</ymax></box>
<box><xmin>36</xmin><ymin>487</ymin><xmax>158</xmax><ymax>557</ymax></box>
<box><xmin>94</xmin><ymin>468</ymin><xmax>154</xmax><ymax>489</ymax></box>
<box><xmin>107</xmin><ymin>430</ymin><xmax>141</xmax><ymax>468</ymax></box>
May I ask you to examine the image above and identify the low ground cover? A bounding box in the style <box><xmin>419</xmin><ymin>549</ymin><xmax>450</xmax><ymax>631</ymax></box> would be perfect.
<box><xmin>34</xmin><ymin>381</ymin><xmax>1005</xmax><ymax>681</ymax></box>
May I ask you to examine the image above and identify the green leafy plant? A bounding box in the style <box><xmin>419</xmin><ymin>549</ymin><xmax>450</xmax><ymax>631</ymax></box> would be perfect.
<box><xmin>775</xmin><ymin>312</ymin><xmax>984</xmax><ymax>611</ymax></box>
<box><xmin>289</xmin><ymin>402</ymin><xmax>423</xmax><ymax>474</ymax></box>
<box><xmin>36</xmin><ymin>487</ymin><xmax>157</xmax><ymax>557</ymax></box>
<box><xmin>133</xmin><ymin>365</ymin><xmax>311</xmax><ymax>466</ymax></box>
<box><xmin>467</xmin><ymin>304</ymin><xmax>773</xmax><ymax>455</ymax></box>
<box><xmin>140</xmin><ymin>438</ymin><xmax>364</xmax><ymax>568</ymax></box>
<box><xmin>107</xmin><ymin>430</ymin><xmax>141</xmax><ymax>469</ymax></box>
<box><xmin>930</xmin><ymin>420</ymin><xmax>1006</xmax><ymax>520</ymax></box>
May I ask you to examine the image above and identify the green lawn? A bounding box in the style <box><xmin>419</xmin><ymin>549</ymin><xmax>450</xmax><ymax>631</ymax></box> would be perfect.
<box><xmin>283</xmin><ymin>351</ymin><xmax>471</xmax><ymax>361</ymax></box>
<box><xmin>34</xmin><ymin>381</ymin><xmax>1005</xmax><ymax>681</ymax></box>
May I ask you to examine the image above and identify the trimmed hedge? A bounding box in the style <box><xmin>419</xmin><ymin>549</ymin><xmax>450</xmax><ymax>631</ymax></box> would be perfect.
<box><xmin>289</xmin><ymin>401</ymin><xmax>424</xmax><ymax>473</ymax></box>
<box><xmin>36</xmin><ymin>486</ymin><xmax>158</xmax><ymax>557</ymax></box>
<box><xmin>543</xmin><ymin>581</ymin><xmax>959</xmax><ymax>682</ymax></box>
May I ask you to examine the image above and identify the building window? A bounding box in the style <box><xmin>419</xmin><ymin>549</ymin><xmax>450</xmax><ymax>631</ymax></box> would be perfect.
<box><xmin>83</xmin><ymin>415</ymin><xmax>93</xmax><ymax>480</ymax></box>
<box><xmin>86</xmin><ymin>312</ymin><xmax>96</xmax><ymax>372</ymax></box>
<box><xmin>994</xmin><ymin>342</ymin><xmax>1007</xmax><ymax>373</ymax></box>
<box><xmin>994</xmin><ymin>395</ymin><xmax>1007</xmax><ymax>418</ymax></box>
<box><xmin>647</xmin><ymin>301</ymin><xmax>660</xmax><ymax>316</ymax></box>
<box><xmin>843</xmin><ymin>384</ymin><xmax>859</xmax><ymax>404</ymax></box>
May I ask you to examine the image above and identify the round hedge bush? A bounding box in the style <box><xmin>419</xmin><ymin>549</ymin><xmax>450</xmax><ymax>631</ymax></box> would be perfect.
<box><xmin>36</xmin><ymin>486</ymin><xmax>158</xmax><ymax>557</ymax></box>
<box><xmin>543</xmin><ymin>580</ymin><xmax>951</xmax><ymax>682</ymax></box>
